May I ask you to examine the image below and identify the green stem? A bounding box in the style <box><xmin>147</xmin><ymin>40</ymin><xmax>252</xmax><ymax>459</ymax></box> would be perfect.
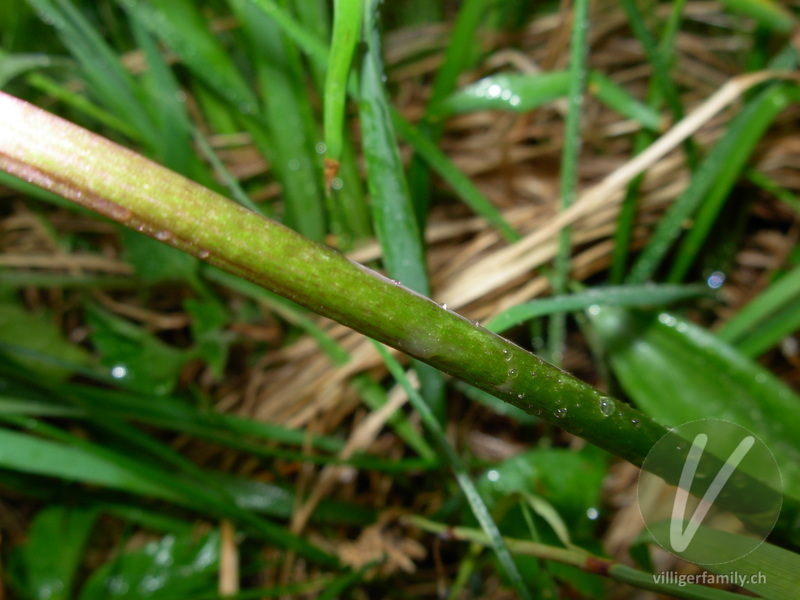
<box><xmin>0</xmin><ymin>90</ymin><xmax>671</xmax><ymax>469</ymax></box>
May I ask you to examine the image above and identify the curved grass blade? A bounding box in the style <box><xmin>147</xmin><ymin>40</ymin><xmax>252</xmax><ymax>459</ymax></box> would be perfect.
<box><xmin>431</xmin><ymin>71</ymin><xmax>661</xmax><ymax>130</ymax></box>
<box><xmin>641</xmin><ymin>523</ymin><xmax>800</xmax><ymax>600</ymax></box>
<box><xmin>485</xmin><ymin>284</ymin><xmax>710</xmax><ymax>333</ymax></box>
<box><xmin>720</xmin><ymin>0</ymin><xmax>796</xmax><ymax>33</ymax></box>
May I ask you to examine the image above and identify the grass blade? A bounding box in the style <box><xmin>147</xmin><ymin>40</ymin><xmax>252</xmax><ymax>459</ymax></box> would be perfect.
<box><xmin>485</xmin><ymin>284</ymin><xmax>710</xmax><ymax>333</ymax></box>
<box><xmin>628</xmin><ymin>83</ymin><xmax>800</xmax><ymax>284</ymax></box>
<box><xmin>549</xmin><ymin>0</ymin><xmax>590</xmax><ymax>363</ymax></box>
<box><xmin>323</xmin><ymin>0</ymin><xmax>362</xmax><ymax>186</ymax></box>
<box><xmin>716</xmin><ymin>264</ymin><xmax>800</xmax><ymax>348</ymax></box>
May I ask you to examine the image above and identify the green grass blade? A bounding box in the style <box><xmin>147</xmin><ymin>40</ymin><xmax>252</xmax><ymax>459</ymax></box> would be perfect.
<box><xmin>118</xmin><ymin>0</ymin><xmax>257</xmax><ymax>113</ymax></box>
<box><xmin>667</xmin><ymin>84</ymin><xmax>800</xmax><ymax>282</ymax></box>
<box><xmin>716</xmin><ymin>264</ymin><xmax>800</xmax><ymax>346</ymax></box>
<box><xmin>0</xmin><ymin>422</ymin><xmax>181</xmax><ymax>500</ymax></box>
<box><xmin>373</xmin><ymin>342</ymin><xmax>533</xmax><ymax>600</ymax></box>
<box><xmin>359</xmin><ymin>7</ymin><xmax>428</xmax><ymax>294</ymax></box>
<box><xmin>407</xmin><ymin>0</ymin><xmax>490</xmax><ymax>223</ymax></box>
<box><xmin>618</xmin><ymin>0</ymin><xmax>689</xmax><ymax>149</ymax></box>
<box><xmin>230</xmin><ymin>0</ymin><xmax>327</xmax><ymax>240</ymax></box>
<box><xmin>550</xmin><ymin>0</ymin><xmax>590</xmax><ymax>363</ymax></box>
<box><xmin>24</xmin><ymin>72</ymin><xmax>142</xmax><ymax>141</ymax></box>
<box><xmin>434</xmin><ymin>71</ymin><xmax>661</xmax><ymax>131</ymax></box>
<box><xmin>8</xmin><ymin>505</ymin><xmax>98</xmax><ymax>600</ymax></box>
<box><xmin>628</xmin><ymin>83</ymin><xmax>799</xmax><ymax>284</ymax></box>
<box><xmin>588</xmin><ymin>72</ymin><xmax>662</xmax><ymax>131</ymax></box>
<box><xmin>729</xmin><ymin>301</ymin><xmax>800</xmax><ymax>358</ymax></box>
<box><xmin>26</xmin><ymin>0</ymin><xmax>159</xmax><ymax>146</ymax></box>
<box><xmin>720</xmin><ymin>0</ymin><xmax>797</xmax><ymax>33</ymax></box>
<box><xmin>392</xmin><ymin>109</ymin><xmax>520</xmax><ymax>242</ymax></box>
<box><xmin>746</xmin><ymin>168</ymin><xmax>800</xmax><ymax>213</ymax></box>
<box><xmin>610</xmin><ymin>0</ymin><xmax>686</xmax><ymax>283</ymax></box>
<box><xmin>486</xmin><ymin>284</ymin><xmax>710</xmax><ymax>333</ymax></box>
<box><xmin>323</xmin><ymin>0</ymin><xmax>362</xmax><ymax>180</ymax></box>
<box><xmin>352</xmin><ymin>374</ymin><xmax>437</xmax><ymax>461</ymax></box>
<box><xmin>359</xmin><ymin>0</ymin><xmax>444</xmax><ymax>417</ymax></box>
<box><xmin>640</xmin><ymin>523</ymin><xmax>800</xmax><ymax>600</ymax></box>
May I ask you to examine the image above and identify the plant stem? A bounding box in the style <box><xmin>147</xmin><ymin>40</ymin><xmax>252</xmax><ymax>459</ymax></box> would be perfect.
<box><xmin>0</xmin><ymin>90</ymin><xmax>683</xmax><ymax>468</ymax></box>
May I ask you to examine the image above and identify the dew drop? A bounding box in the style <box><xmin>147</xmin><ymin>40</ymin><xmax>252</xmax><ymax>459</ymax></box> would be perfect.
<box><xmin>197</xmin><ymin>249</ymin><xmax>211</xmax><ymax>259</ymax></box>
<box><xmin>111</xmin><ymin>365</ymin><xmax>128</xmax><ymax>379</ymax></box>
<box><xmin>631</xmin><ymin>418</ymin><xmax>641</xmax><ymax>429</ymax></box>
<box><xmin>508</xmin><ymin>368</ymin><xmax>518</xmax><ymax>378</ymax></box>
<box><xmin>598</xmin><ymin>397</ymin><xmax>615</xmax><ymax>417</ymax></box>
<box><xmin>530</xmin><ymin>371</ymin><xmax>537</xmax><ymax>379</ymax></box>
<box><xmin>554</xmin><ymin>407</ymin><xmax>568</xmax><ymax>419</ymax></box>
<box><xmin>154</xmin><ymin>230</ymin><xmax>171</xmax><ymax>241</ymax></box>
<box><xmin>502</xmin><ymin>349</ymin><xmax>511</xmax><ymax>362</ymax></box>
<box><xmin>517</xmin><ymin>393</ymin><xmax>525</xmax><ymax>399</ymax></box>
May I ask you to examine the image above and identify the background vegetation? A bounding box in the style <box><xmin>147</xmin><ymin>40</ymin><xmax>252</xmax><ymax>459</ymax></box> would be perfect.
<box><xmin>0</xmin><ymin>0</ymin><xmax>799</xmax><ymax>598</ymax></box>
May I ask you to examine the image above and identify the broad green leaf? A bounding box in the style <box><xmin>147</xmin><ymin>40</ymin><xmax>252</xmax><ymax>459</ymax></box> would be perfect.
<box><xmin>476</xmin><ymin>446</ymin><xmax>608</xmax><ymax>598</ymax></box>
<box><xmin>0</xmin><ymin>301</ymin><xmax>90</xmax><ymax>380</ymax></box>
<box><xmin>642</xmin><ymin>522</ymin><xmax>800</xmax><ymax>600</ymax></box>
<box><xmin>7</xmin><ymin>505</ymin><xmax>98</xmax><ymax>600</ymax></box>
<box><xmin>477</xmin><ymin>447</ymin><xmax>607</xmax><ymax>541</ymax></box>
<box><xmin>590</xmin><ymin>307</ymin><xmax>800</xmax><ymax>499</ymax></box>
<box><xmin>87</xmin><ymin>304</ymin><xmax>189</xmax><ymax>397</ymax></box>
<box><xmin>78</xmin><ymin>530</ymin><xmax>219</xmax><ymax>600</ymax></box>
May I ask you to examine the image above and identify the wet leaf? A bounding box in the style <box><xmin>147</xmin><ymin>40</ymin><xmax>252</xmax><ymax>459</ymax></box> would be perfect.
<box><xmin>590</xmin><ymin>307</ymin><xmax>800</xmax><ymax>499</ymax></box>
<box><xmin>8</xmin><ymin>505</ymin><xmax>98</xmax><ymax>600</ymax></box>
<box><xmin>78</xmin><ymin>530</ymin><xmax>219</xmax><ymax>600</ymax></box>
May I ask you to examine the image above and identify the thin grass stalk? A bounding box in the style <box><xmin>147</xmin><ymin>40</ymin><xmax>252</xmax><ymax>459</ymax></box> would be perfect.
<box><xmin>548</xmin><ymin>0</ymin><xmax>589</xmax><ymax>364</ymax></box>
